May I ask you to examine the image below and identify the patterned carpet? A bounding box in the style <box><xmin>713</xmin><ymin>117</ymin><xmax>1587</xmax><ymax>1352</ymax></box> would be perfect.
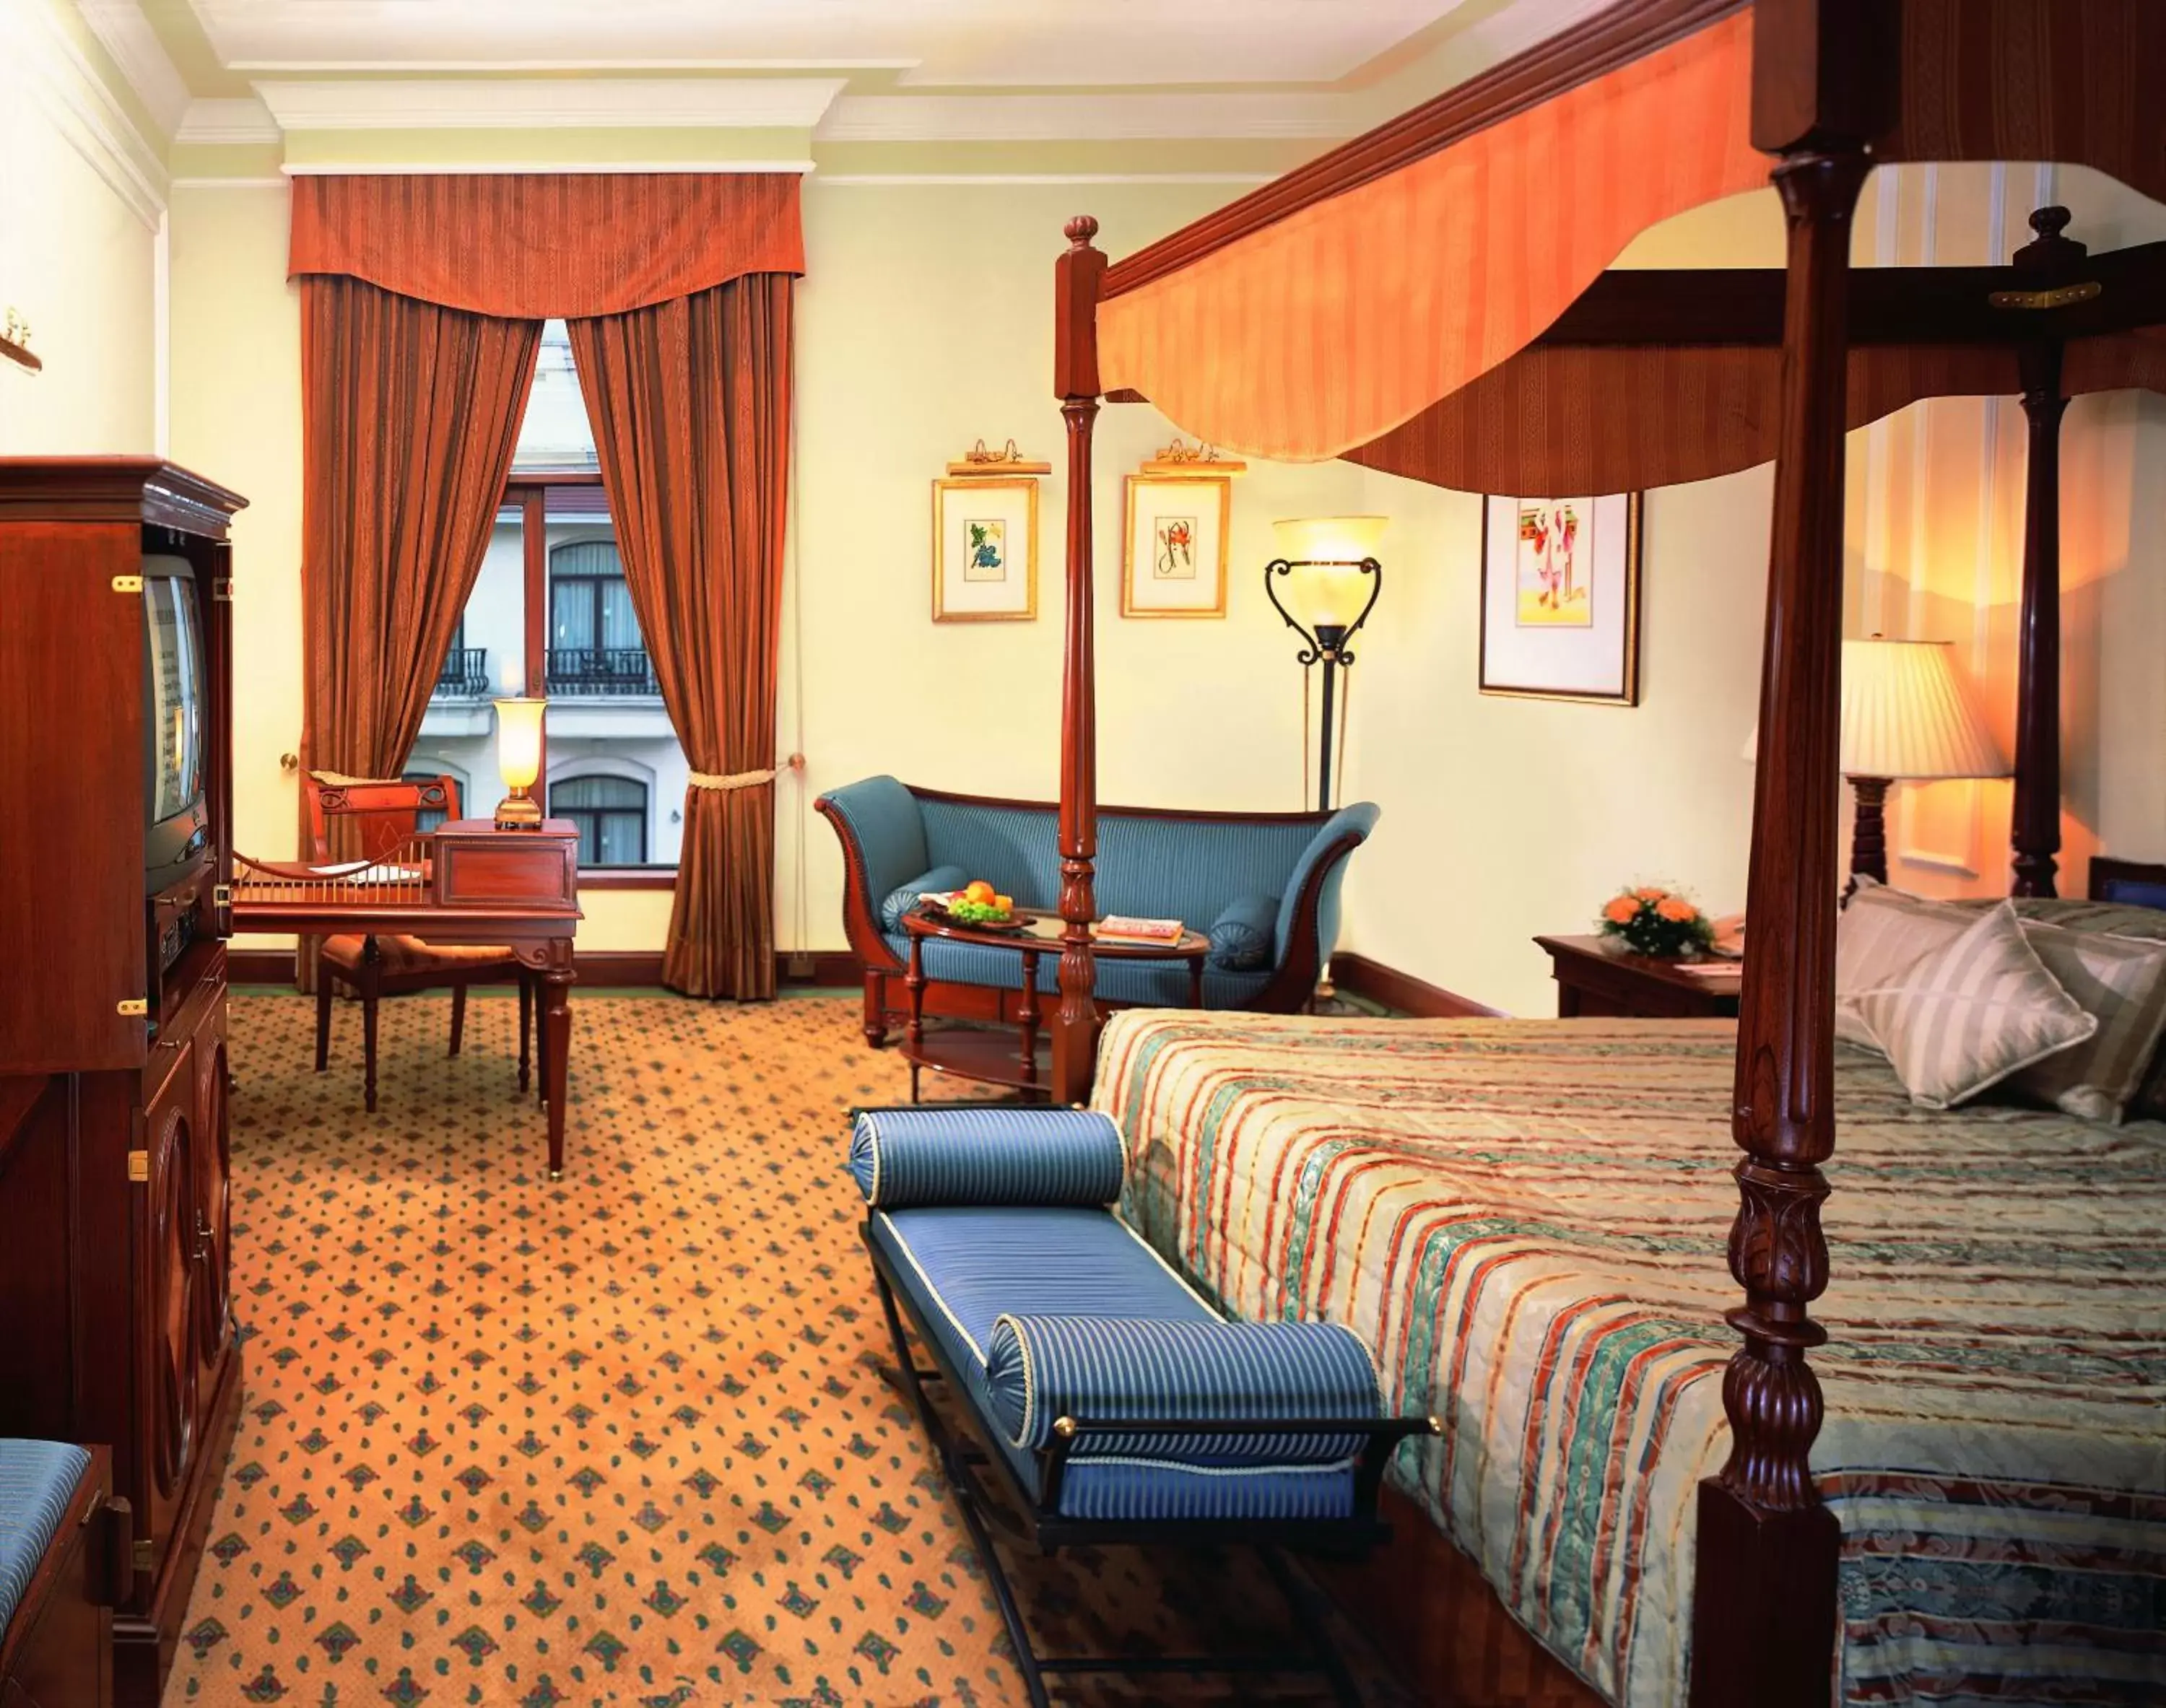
<box><xmin>165</xmin><ymin>991</ymin><xmax>1406</xmax><ymax>1708</ymax></box>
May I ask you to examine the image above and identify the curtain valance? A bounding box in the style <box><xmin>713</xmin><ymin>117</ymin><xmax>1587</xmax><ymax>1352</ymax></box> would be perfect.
<box><xmin>289</xmin><ymin>173</ymin><xmax>805</xmax><ymax>318</ymax></box>
<box><xmin>1095</xmin><ymin>9</ymin><xmax>1764</xmax><ymax>463</ymax></box>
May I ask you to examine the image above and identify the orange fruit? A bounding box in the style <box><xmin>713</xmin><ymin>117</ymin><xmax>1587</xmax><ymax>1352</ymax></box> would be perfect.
<box><xmin>994</xmin><ymin>894</ymin><xmax>1012</xmax><ymax>912</ymax></box>
<box><xmin>965</xmin><ymin>880</ymin><xmax>996</xmax><ymax>905</ymax></box>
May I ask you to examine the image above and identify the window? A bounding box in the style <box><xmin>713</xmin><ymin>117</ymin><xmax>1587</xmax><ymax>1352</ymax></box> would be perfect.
<box><xmin>401</xmin><ymin>768</ymin><xmax>457</xmax><ymax>833</ymax></box>
<box><xmin>419</xmin><ymin>321</ymin><xmax>686</xmax><ymax>879</ymax></box>
<box><xmin>548</xmin><ymin>541</ymin><xmax>658</xmax><ymax>696</ymax></box>
<box><xmin>553</xmin><ymin>774</ymin><xmax>648</xmax><ymax>866</ymax></box>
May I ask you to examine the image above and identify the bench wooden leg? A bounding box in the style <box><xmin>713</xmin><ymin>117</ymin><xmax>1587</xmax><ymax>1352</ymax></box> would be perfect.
<box><xmin>448</xmin><ymin>982</ymin><xmax>467</xmax><ymax>1056</ymax></box>
<box><xmin>315</xmin><ymin>973</ymin><xmax>333</xmax><ymax>1071</ymax></box>
<box><xmin>361</xmin><ymin>938</ymin><xmax>381</xmax><ymax>1114</ymax></box>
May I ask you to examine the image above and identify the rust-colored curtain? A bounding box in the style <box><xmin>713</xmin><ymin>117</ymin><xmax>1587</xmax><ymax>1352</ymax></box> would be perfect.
<box><xmin>296</xmin><ymin>276</ymin><xmax>540</xmax><ymax>982</ymax></box>
<box><xmin>1095</xmin><ymin>9</ymin><xmax>1763</xmax><ymax>462</ymax></box>
<box><xmin>567</xmin><ymin>276</ymin><xmax>793</xmax><ymax>998</ymax></box>
<box><xmin>290</xmin><ymin>173</ymin><xmax>805</xmax><ymax>318</ymax></box>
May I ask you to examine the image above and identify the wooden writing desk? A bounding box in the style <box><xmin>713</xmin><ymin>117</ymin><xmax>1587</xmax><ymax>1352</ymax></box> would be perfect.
<box><xmin>230</xmin><ymin>819</ymin><xmax>582</xmax><ymax>1176</ymax></box>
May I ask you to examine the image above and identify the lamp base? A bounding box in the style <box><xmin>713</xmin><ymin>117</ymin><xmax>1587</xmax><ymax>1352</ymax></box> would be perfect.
<box><xmin>494</xmin><ymin>793</ymin><xmax>544</xmax><ymax>832</ymax></box>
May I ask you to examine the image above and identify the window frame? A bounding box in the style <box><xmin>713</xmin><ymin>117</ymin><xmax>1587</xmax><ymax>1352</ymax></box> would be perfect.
<box><xmin>549</xmin><ymin>773</ymin><xmax>650</xmax><ymax>868</ymax></box>
<box><xmin>500</xmin><ymin>472</ymin><xmax>677</xmax><ymax>889</ymax></box>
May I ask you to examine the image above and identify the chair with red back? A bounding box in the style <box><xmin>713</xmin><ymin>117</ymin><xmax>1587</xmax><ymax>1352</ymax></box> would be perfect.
<box><xmin>307</xmin><ymin>773</ymin><xmax>536</xmax><ymax>1112</ymax></box>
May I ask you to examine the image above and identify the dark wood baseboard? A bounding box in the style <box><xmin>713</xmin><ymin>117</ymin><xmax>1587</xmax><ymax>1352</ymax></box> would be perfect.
<box><xmin>1332</xmin><ymin>953</ymin><xmax>1502</xmax><ymax>1019</ymax></box>
<box><xmin>227</xmin><ymin>946</ymin><xmax>859</xmax><ymax>990</ymax></box>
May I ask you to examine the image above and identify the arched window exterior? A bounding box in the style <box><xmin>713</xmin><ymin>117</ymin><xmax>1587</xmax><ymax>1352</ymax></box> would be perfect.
<box><xmin>552</xmin><ymin>773</ymin><xmax>648</xmax><ymax>866</ymax></box>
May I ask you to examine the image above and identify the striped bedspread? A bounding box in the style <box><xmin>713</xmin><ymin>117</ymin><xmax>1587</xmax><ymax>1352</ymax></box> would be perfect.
<box><xmin>1093</xmin><ymin>1012</ymin><xmax>2165</xmax><ymax>1707</ymax></box>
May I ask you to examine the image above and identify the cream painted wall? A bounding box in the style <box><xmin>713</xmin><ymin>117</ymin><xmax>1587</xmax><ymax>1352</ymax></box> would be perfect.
<box><xmin>0</xmin><ymin>6</ymin><xmax>157</xmax><ymax>454</ymax></box>
<box><xmin>165</xmin><ymin>168</ymin><xmax>2162</xmax><ymax>1005</ymax></box>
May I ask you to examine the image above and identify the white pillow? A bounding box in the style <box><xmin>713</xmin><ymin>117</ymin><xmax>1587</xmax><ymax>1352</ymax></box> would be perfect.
<box><xmin>2010</xmin><ymin>922</ymin><xmax>2166</xmax><ymax>1123</ymax></box>
<box><xmin>1853</xmin><ymin>902</ymin><xmax>2097</xmax><ymax>1110</ymax></box>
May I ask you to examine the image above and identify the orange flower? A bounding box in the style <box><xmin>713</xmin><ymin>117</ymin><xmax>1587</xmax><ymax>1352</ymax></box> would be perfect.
<box><xmin>1602</xmin><ymin>896</ymin><xmax>1640</xmax><ymax>925</ymax></box>
<box><xmin>1634</xmin><ymin>886</ymin><xmax>1669</xmax><ymax>902</ymax></box>
<box><xmin>1656</xmin><ymin>896</ymin><xmax>1699</xmax><ymax>923</ymax></box>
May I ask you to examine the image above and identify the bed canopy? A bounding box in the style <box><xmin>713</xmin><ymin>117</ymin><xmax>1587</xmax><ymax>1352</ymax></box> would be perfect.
<box><xmin>1040</xmin><ymin>1</ymin><xmax>2164</xmax><ymax>1702</ymax></box>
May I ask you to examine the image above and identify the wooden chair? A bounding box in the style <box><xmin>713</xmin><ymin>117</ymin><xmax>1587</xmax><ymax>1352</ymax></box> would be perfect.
<box><xmin>307</xmin><ymin>774</ymin><xmax>538</xmax><ymax>1112</ymax></box>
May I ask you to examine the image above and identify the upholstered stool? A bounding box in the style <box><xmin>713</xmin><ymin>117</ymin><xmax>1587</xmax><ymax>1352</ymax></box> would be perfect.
<box><xmin>848</xmin><ymin>1105</ymin><xmax>1436</xmax><ymax>1708</ymax></box>
<box><xmin>0</xmin><ymin>1441</ymin><xmax>127</xmax><ymax>1708</ymax></box>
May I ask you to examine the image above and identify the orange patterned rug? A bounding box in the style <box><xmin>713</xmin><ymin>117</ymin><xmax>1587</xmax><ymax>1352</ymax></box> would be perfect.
<box><xmin>165</xmin><ymin>992</ymin><xmax>1406</xmax><ymax>1708</ymax></box>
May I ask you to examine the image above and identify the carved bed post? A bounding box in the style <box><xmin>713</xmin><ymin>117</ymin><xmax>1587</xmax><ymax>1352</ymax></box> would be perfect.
<box><xmin>2009</xmin><ymin>207</ymin><xmax>2082</xmax><ymax>899</ymax></box>
<box><xmin>1692</xmin><ymin>5</ymin><xmax>1887</xmax><ymax>1704</ymax></box>
<box><xmin>1051</xmin><ymin>217</ymin><xmax>1106</xmax><ymax>1106</ymax></box>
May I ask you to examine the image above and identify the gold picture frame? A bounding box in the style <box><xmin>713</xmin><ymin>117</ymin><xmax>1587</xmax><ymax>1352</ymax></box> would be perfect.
<box><xmin>1122</xmin><ymin>473</ymin><xmax>1232</xmax><ymax>618</ymax></box>
<box><xmin>1478</xmin><ymin>492</ymin><xmax>1644</xmax><ymax>705</ymax></box>
<box><xmin>932</xmin><ymin>476</ymin><xmax>1039</xmax><ymax>622</ymax></box>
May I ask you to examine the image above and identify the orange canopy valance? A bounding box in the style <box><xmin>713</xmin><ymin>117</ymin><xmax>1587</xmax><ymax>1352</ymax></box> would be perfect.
<box><xmin>289</xmin><ymin>173</ymin><xmax>805</xmax><ymax>319</ymax></box>
<box><xmin>1095</xmin><ymin>9</ymin><xmax>1765</xmax><ymax>463</ymax></box>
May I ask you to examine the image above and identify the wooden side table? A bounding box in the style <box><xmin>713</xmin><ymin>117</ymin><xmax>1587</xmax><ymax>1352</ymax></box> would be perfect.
<box><xmin>1535</xmin><ymin>933</ymin><xmax>1741</xmax><ymax>1019</ymax></box>
<box><xmin>899</xmin><ymin>908</ymin><xmax>1210</xmax><ymax>1102</ymax></box>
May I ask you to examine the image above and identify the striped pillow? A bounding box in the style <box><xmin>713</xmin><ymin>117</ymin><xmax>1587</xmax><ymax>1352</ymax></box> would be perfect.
<box><xmin>2008</xmin><ymin>923</ymin><xmax>2166</xmax><ymax>1123</ymax></box>
<box><xmin>1854</xmin><ymin>902</ymin><xmax>2097</xmax><ymax>1110</ymax></box>
<box><xmin>1835</xmin><ymin>879</ymin><xmax>1971</xmax><ymax>1045</ymax></box>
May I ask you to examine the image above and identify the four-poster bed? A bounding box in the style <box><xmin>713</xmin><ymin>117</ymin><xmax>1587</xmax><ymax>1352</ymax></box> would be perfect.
<box><xmin>1035</xmin><ymin>1</ymin><xmax>2165</xmax><ymax>1704</ymax></box>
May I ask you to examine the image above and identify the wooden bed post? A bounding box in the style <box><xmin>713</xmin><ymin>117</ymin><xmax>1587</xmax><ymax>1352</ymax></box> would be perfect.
<box><xmin>1694</xmin><ymin>5</ymin><xmax>1887</xmax><ymax>1704</ymax></box>
<box><xmin>2009</xmin><ymin>207</ymin><xmax>2082</xmax><ymax>899</ymax></box>
<box><xmin>1051</xmin><ymin>217</ymin><xmax>1106</xmax><ymax>1106</ymax></box>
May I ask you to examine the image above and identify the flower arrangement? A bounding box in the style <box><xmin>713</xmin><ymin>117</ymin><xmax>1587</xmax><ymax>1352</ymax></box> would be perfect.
<box><xmin>1599</xmin><ymin>885</ymin><xmax>1716</xmax><ymax>960</ymax></box>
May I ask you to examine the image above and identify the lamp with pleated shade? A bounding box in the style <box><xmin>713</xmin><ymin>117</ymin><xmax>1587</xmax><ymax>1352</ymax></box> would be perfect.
<box><xmin>1744</xmin><ymin>637</ymin><xmax>2009</xmax><ymax>892</ymax></box>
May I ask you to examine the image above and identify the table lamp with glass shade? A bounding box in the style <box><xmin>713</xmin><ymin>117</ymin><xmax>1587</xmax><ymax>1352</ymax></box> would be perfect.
<box><xmin>492</xmin><ymin>687</ymin><xmax>549</xmax><ymax>832</ymax></box>
<box><xmin>1744</xmin><ymin>636</ymin><xmax>2009</xmax><ymax>894</ymax></box>
<box><xmin>1264</xmin><ymin>517</ymin><xmax>1387</xmax><ymax>812</ymax></box>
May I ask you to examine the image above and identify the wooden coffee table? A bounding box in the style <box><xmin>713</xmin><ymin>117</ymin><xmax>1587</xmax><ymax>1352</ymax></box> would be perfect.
<box><xmin>899</xmin><ymin>907</ymin><xmax>1211</xmax><ymax>1101</ymax></box>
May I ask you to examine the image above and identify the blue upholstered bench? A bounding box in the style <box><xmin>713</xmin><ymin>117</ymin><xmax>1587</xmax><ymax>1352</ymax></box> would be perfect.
<box><xmin>849</xmin><ymin>1104</ymin><xmax>1435</xmax><ymax>1707</ymax></box>
<box><xmin>1</xmin><ymin>1440</ymin><xmax>123</xmax><ymax>1705</ymax></box>
<box><xmin>818</xmin><ymin>778</ymin><xmax>1378</xmax><ymax>1046</ymax></box>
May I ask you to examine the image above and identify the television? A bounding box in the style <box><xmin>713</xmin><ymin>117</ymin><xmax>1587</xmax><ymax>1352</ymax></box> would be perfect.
<box><xmin>143</xmin><ymin>552</ymin><xmax>209</xmax><ymax>893</ymax></box>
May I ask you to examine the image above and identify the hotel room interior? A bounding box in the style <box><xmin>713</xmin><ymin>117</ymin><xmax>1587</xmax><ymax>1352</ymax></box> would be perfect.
<box><xmin>1</xmin><ymin>1</ymin><xmax>2161</xmax><ymax>1706</ymax></box>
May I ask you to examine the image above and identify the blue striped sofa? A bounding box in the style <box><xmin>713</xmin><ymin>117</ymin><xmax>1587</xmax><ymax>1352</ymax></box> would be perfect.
<box><xmin>817</xmin><ymin>777</ymin><xmax>1378</xmax><ymax>1045</ymax></box>
<box><xmin>848</xmin><ymin>1104</ymin><xmax>1432</xmax><ymax>1707</ymax></box>
<box><xmin>1</xmin><ymin>1439</ymin><xmax>116</xmax><ymax>1705</ymax></box>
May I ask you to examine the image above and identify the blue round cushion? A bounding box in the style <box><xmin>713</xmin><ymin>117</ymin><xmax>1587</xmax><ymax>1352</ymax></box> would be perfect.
<box><xmin>1207</xmin><ymin>893</ymin><xmax>1279</xmax><ymax>971</ymax></box>
<box><xmin>881</xmin><ymin>865</ymin><xmax>969</xmax><ymax>933</ymax></box>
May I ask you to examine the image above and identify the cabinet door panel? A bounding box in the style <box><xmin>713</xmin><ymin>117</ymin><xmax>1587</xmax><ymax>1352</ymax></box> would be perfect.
<box><xmin>135</xmin><ymin>1062</ymin><xmax>199</xmax><ymax>1567</ymax></box>
<box><xmin>191</xmin><ymin>998</ymin><xmax>232</xmax><ymax>1375</ymax></box>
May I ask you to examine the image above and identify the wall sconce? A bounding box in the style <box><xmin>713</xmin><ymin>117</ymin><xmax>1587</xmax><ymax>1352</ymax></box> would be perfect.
<box><xmin>1264</xmin><ymin>517</ymin><xmax>1386</xmax><ymax>811</ymax></box>
<box><xmin>493</xmin><ymin>696</ymin><xmax>548</xmax><ymax>829</ymax></box>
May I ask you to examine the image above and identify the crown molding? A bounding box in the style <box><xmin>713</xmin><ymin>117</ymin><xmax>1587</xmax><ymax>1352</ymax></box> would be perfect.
<box><xmin>812</xmin><ymin>172</ymin><xmax>1276</xmax><ymax>187</ymax></box>
<box><xmin>281</xmin><ymin>160</ymin><xmax>817</xmax><ymax>177</ymax></box>
<box><xmin>178</xmin><ymin>96</ymin><xmax>282</xmax><ymax>145</ymax></box>
<box><xmin>253</xmin><ymin>77</ymin><xmax>848</xmax><ymax>133</ymax></box>
<box><xmin>74</xmin><ymin>0</ymin><xmax>189</xmax><ymax>138</ymax></box>
<box><xmin>228</xmin><ymin>58</ymin><xmax>918</xmax><ymax>74</ymax></box>
<box><xmin>22</xmin><ymin>0</ymin><xmax>168</xmax><ymax>227</ymax></box>
<box><xmin>817</xmin><ymin>92</ymin><xmax>1364</xmax><ymax>144</ymax></box>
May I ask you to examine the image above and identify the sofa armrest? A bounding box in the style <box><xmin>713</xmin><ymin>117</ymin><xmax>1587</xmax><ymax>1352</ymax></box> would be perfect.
<box><xmin>848</xmin><ymin>1106</ymin><xmax>1124</xmax><ymax>1208</ymax></box>
<box><xmin>984</xmin><ymin>1315</ymin><xmax>1382</xmax><ymax>1457</ymax></box>
<box><xmin>816</xmin><ymin>776</ymin><xmax>929</xmax><ymax>968</ymax></box>
<box><xmin>1274</xmin><ymin>802</ymin><xmax>1380</xmax><ymax>970</ymax></box>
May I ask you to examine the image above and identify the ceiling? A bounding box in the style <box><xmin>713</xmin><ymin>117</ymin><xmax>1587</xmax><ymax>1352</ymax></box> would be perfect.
<box><xmin>79</xmin><ymin>0</ymin><xmax>1619</xmax><ymax>165</ymax></box>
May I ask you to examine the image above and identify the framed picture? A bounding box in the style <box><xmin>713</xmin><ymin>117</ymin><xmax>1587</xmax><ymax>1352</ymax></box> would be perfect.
<box><xmin>1479</xmin><ymin>492</ymin><xmax>1643</xmax><ymax>703</ymax></box>
<box><xmin>932</xmin><ymin>477</ymin><xmax>1038</xmax><ymax>622</ymax></box>
<box><xmin>1123</xmin><ymin>474</ymin><xmax>1232</xmax><ymax>618</ymax></box>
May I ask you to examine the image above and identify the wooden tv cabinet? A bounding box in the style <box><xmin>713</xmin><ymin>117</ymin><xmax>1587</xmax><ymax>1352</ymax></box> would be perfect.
<box><xmin>0</xmin><ymin>459</ymin><xmax>248</xmax><ymax>1708</ymax></box>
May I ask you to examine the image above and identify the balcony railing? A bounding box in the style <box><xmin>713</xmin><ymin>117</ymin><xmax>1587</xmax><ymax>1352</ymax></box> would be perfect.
<box><xmin>547</xmin><ymin>646</ymin><xmax>661</xmax><ymax>697</ymax></box>
<box><xmin>433</xmin><ymin>647</ymin><xmax>490</xmax><ymax>700</ymax></box>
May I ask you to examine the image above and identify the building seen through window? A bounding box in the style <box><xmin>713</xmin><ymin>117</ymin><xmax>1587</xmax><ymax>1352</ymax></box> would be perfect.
<box><xmin>413</xmin><ymin>321</ymin><xmax>685</xmax><ymax>871</ymax></box>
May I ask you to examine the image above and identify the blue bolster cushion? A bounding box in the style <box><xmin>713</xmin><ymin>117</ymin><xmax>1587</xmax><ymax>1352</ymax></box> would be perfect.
<box><xmin>985</xmin><ymin>1315</ymin><xmax>1382</xmax><ymax>1462</ymax></box>
<box><xmin>848</xmin><ymin>1107</ymin><xmax>1125</xmax><ymax>1208</ymax></box>
<box><xmin>0</xmin><ymin>1439</ymin><xmax>91</xmax><ymax>1636</ymax></box>
<box><xmin>880</xmin><ymin>864</ymin><xmax>969</xmax><ymax>932</ymax></box>
<box><xmin>1207</xmin><ymin>892</ymin><xmax>1280</xmax><ymax>971</ymax></box>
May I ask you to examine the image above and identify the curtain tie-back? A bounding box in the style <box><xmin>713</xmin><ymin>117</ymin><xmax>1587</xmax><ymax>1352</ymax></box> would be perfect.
<box><xmin>689</xmin><ymin>767</ymin><xmax>776</xmax><ymax>792</ymax></box>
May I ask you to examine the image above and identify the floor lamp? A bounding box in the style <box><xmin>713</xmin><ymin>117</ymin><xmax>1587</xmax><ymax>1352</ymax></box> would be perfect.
<box><xmin>1264</xmin><ymin>517</ymin><xmax>1387</xmax><ymax>813</ymax></box>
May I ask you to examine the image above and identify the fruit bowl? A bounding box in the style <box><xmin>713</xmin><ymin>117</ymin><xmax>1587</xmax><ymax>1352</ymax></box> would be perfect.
<box><xmin>918</xmin><ymin>881</ymin><xmax>1020</xmax><ymax>931</ymax></box>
